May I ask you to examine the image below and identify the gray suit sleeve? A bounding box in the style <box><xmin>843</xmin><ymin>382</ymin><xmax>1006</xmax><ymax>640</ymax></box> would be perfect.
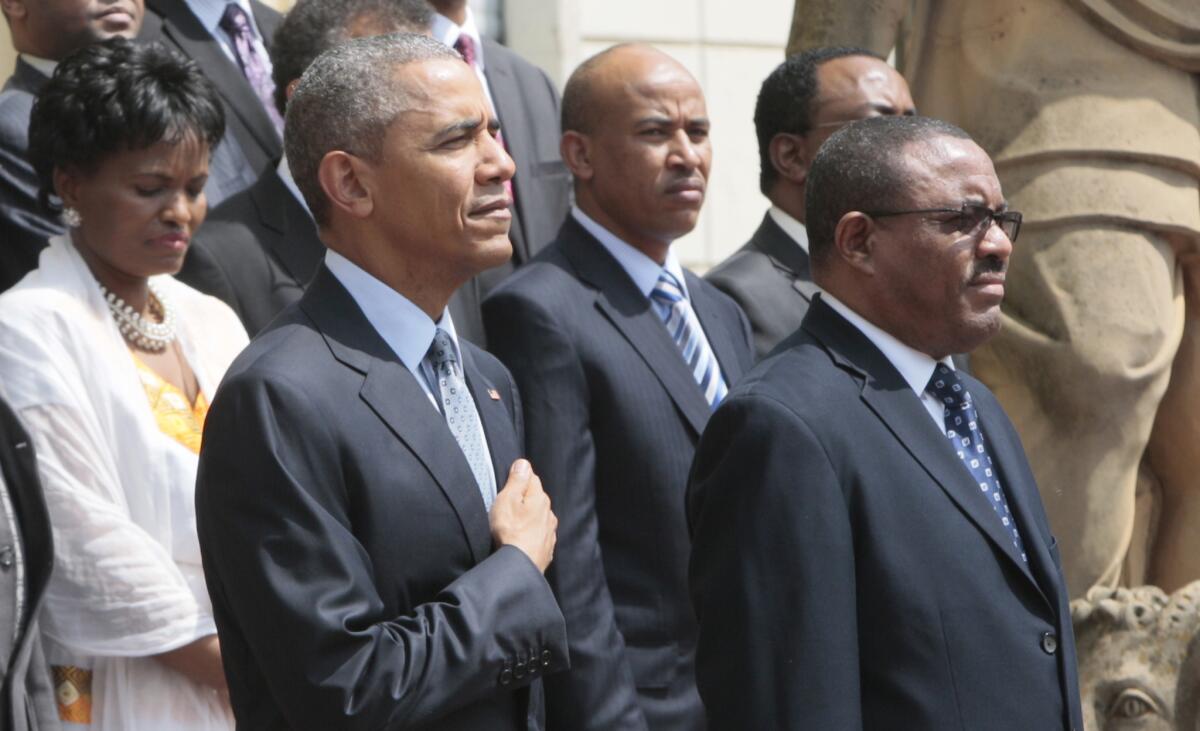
<box><xmin>196</xmin><ymin>371</ymin><xmax>568</xmax><ymax>731</ymax></box>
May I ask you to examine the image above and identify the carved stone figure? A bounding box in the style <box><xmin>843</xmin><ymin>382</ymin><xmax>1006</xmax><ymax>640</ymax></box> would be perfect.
<box><xmin>1072</xmin><ymin>582</ymin><xmax>1200</xmax><ymax>730</ymax></box>
<box><xmin>789</xmin><ymin>0</ymin><xmax>1200</xmax><ymax>596</ymax></box>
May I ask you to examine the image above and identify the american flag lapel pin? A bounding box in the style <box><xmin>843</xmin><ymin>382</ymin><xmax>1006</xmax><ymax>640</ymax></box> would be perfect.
<box><xmin>487</xmin><ymin>388</ymin><xmax>501</xmax><ymax>401</ymax></box>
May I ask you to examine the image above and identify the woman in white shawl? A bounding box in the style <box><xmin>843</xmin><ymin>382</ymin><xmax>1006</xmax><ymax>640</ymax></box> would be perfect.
<box><xmin>0</xmin><ymin>39</ymin><xmax>247</xmax><ymax>730</ymax></box>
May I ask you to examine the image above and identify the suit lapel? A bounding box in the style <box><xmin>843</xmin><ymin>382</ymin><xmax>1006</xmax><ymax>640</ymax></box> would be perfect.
<box><xmin>460</xmin><ymin>347</ymin><xmax>520</xmax><ymax>486</ymax></box>
<box><xmin>482</xmin><ymin>45</ymin><xmax>532</xmax><ymax>261</ymax></box>
<box><xmin>559</xmin><ymin>219</ymin><xmax>712</xmax><ymax>435</ymax></box>
<box><xmin>751</xmin><ymin>213</ymin><xmax>821</xmax><ymax>302</ymax></box>
<box><xmin>804</xmin><ymin>298</ymin><xmax>1046</xmax><ymax>600</ymax></box>
<box><xmin>301</xmin><ymin>268</ymin><xmax>493</xmax><ymax>563</ymax></box>
<box><xmin>146</xmin><ymin>0</ymin><xmax>280</xmax><ymax>162</ymax></box>
<box><xmin>251</xmin><ymin>170</ymin><xmax>325</xmax><ymax>285</ymax></box>
<box><xmin>686</xmin><ymin>271</ymin><xmax>747</xmax><ymax>384</ymax></box>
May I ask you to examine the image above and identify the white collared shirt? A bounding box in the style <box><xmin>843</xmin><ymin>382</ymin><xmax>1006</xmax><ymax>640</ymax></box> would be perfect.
<box><xmin>18</xmin><ymin>54</ymin><xmax>56</xmax><ymax>78</ymax></box>
<box><xmin>820</xmin><ymin>291</ymin><xmax>955</xmax><ymax>433</ymax></box>
<box><xmin>324</xmin><ymin>250</ymin><xmax>471</xmax><ymax>411</ymax></box>
<box><xmin>276</xmin><ymin>155</ymin><xmax>310</xmax><ymax>217</ymax></box>
<box><xmin>430</xmin><ymin>8</ymin><xmax>498</xmax><ymax>116</ymax></box>
<box><xmin>767</xmin><ymin>205</ymin><xmax>810</xmax><ymax>256</ymax></box>
<box><xmin>185</xmin><ymin>0</ymin><xmax>274</xmax><ymax>71</ymax></box>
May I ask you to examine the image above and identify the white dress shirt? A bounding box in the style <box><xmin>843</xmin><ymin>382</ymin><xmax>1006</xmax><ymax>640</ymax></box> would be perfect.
<box><xmin>185</xmin><ymin>0</ymin><xmax>274</xmax><ymax>72</ymax></box>
<box><xmin>431</xmin><ymin>8</ymin><xmax>498</xmax><ymax>116</ymax></box>
<box><xmin>820</xmin><ymin>291</ymin><xmax>956</xmax><ymax>433</ymax></box>
<box><xmin>768</xmin><ymin>205</ymin><xmax>810</xmax><ymax>256</ymax></box>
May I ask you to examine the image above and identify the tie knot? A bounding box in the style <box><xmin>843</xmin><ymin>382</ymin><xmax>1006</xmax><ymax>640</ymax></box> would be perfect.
<box><xmin>925</xmin><ymin>363</ymin><xmax>971</xmax><ymax>408</ymax></box>
<box><xmin>651</xmin><ymin>271</ymin><xmax>685</xmax><ymax>305</ymax></box>
<box><xmin>220</xmin><ymin>3</ymin><xmax>252</xmax><ymax>35</ymax></box>
<box><xmin>429</xmin><ymin>328</ymin><xmax>458</xmax><ymax>367</ymax></box>
<box><xmin>453</xmin><ymin>34</ymin><xmax>477</xmax><ymax>67</ymax></box>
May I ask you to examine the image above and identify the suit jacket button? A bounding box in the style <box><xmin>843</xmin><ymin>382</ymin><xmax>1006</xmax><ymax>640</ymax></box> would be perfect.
<box><xmin>541</xmin><ymin>649</ymin><xmax>552</xmax><ymax>668</ymax></box>
<box><xmin>499</xmin><ymin>667</ymin><xmax>513</xmax><ymax>686</ymax></box>
<box><xmin>0</xmin><ymin>546</ymin><xmax>13</xmax><ymax>570</ymax></box>
<box><xmin>514</xmin><ymin>658</ymin><xmax>528</xmax><ymax>680</ymax></box>
<box><xmin>1040</xmin><ymin>631</ymin><xmax>1058</xmax><ymax>655</ymax></box>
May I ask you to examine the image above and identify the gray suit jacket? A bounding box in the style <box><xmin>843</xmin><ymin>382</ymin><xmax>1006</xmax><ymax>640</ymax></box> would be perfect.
<box><xmin>0</xmin><ymin>59</ymin><xmax>62</xmax><ymax>293</ymax></box>
<box><xmin>475</xmin><ymin>40</ymin><xmax>571</xmax><ymax>296</ymax></box>
<box><xmin>139</xmin><ymin>0</ymin><xmax>283</xmax><ymax>205</ymax></box>
<box><xmin>0</xmin><ymin>398</ymin><xmax>59</xmax><ymax>731</ymax></box>
<box><xmin>704</xmin><ymin>211</ymin><xmax>818</xmax><ymax>359</ymax></box>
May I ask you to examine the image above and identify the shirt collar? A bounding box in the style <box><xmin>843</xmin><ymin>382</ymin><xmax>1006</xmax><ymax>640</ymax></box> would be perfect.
<box><xmin>571</xmin><ymin>205</ymin><xmax>688</xmax><ymax>300</ymax></box>
<box><xmin>18</xmin><ymin>54</ymin><xmax>57</xmax><ymax>78</ymax></box>
<box><xmin>276</xmin><ymin>155</ymin><xmax>310</xmax><ymax>217</ymax></box>
<box><xmin>819</xmin><ymin>290</ymin><xmax>953</xmax><ymax>398</ymax></box>
<box><xmin>767</xmin><ymin>205</ymin><xmax>809</xmax><ymax>255</ymax></box>
<box><xmin>323</xmin><ymin>249</ymin><xmax>459</xmax><ymax>374</ymax></box>
<box><xmin>431</xmin><ymin>8</ymin><xmax>485</xmax><ymax>71</ymax></box>
<box><xmin>186</xmin><ymin>0</ymin><xmax>259</xmax><ymax>39</ymax></box>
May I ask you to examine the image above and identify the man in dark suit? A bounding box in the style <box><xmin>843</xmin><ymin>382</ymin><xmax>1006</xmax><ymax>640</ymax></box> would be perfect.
<box><xmin>195</xmin><ymin>34</ymin><xmax>567</xmax><ymax>730</ymax></box>
<box><xmin>139</xmin><ymin>0</ymin><xmax>282</xmax><ymax>205</ymax></box>
<box><xmin>177</xmin><ymin>0</ymin><xmax>467</xmax><ymax>338</ymax></box>
<box><xmin>0</xmin><ymin>396</ymin><xmax>58</xmax><ymax>730</ymax></box>
<box><xmin>428</xmin><ymin>0</ymin><xmax>570</xmax><ymax>292</ymax></box>
<box><xmin>0</xmin><ymin>0</ymin><xmax>143</xmax><ymax>292</ymax></box>
<box><xmin>688</xmin><ymin>115</ymin><xmax>1083</xmax><ymax>730</ymax></box>
<box><xmin>484</xmin><ymin>44</ymin><xmax>754</xmax><ymax>731</ymax></box>
<box><xmin>705</xmin><ymin>47</ymin><xmax>914</xmax><ymax>358</ymax></box>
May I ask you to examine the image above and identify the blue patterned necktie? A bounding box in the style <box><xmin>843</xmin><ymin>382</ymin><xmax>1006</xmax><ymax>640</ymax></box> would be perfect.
<box><xmin>925</xmin><ymin>363</ymin><xmax>1026</xmax><ymax>562</ymax></box>
<box><xmin>650</xmin><ymin>270</ymin><xmax>727</xmax><ymax>408</ymax></box>
<box><xmin>427</xmin><ymin>329</ymin><xmax>496</xmax><ymax>510</ymax></box>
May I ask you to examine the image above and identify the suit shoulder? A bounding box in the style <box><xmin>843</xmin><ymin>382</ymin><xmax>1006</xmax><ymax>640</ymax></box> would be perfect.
<box><xmin>731</xmin><ymin>334</ymin><xmax>853</xmax><ymax>412</ymax></box>
<box><xmin>487</xmin><ymin>245</ymin><xmax>577</xmax><ymax>302</ymax></box>
<box><xmin>705</xmin><ymin>243</ymin><xmax>776</xmax><ymax>289</ymax></box>
<box><xmin>0</xmin><ymin>88</ymin><xmax>33</xmax><ymax>146</ymax></box>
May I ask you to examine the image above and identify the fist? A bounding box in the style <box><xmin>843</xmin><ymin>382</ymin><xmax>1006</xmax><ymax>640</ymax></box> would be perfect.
<box><xmin>490</xmin><ymin>459</ymin><xmax>558</xmax><ymax>573</ymax></box>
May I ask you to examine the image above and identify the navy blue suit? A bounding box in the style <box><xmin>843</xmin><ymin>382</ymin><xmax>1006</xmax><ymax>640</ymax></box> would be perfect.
<box><xmin>687</xmin><ymin>295</ymin><xmax>1084</xmax><ymax>730</ymax></box>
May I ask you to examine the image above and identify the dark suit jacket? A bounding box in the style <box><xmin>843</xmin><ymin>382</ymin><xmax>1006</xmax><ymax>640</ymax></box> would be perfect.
<box><xmin>178</xmin><ymin>166</ymin><xmax>487</xmax><ymax>343</ymax></box>
<box><xmin>0</xmin><ymin>398</ymin><xmax>58</xmax><ymax>731</ymax></box>
<box><xmin>0</xmin><ymin>60</ymin><xmax>61</xmax><ymax>293</ymax></box>
<box><xmin>475</xmin><ymin>40</ymin><xmax>570</xmax><ymax>295</ymax></box>
<box><xmin>704</xmin><ymin>211</ymin><xmax>817</xmax><ymax>359</ymax></box>
<box><xmin>195</xmin><ymin>267</ymin><xmax>569</xmax><ymax>730</ymax></box>
<box><xmin>687</xmin><ymin>295</ymin><xmax>1084</xmax><ymax>730</ymax></box>
<box><xmin>483</xmin><ymin>216</ymin><xmax>754</xmax><ymax>730</ymax></box>
<box><xmin>140</xmin><ymin>0</ymin><xmax>283</xmax><ymax>204</ymax></box>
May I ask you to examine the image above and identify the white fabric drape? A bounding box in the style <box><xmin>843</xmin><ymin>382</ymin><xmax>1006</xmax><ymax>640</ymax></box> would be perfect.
<box><xmin>0</xmin><ymin>236</ymin><xmax>248</xmax><ymax>730</ymax></box>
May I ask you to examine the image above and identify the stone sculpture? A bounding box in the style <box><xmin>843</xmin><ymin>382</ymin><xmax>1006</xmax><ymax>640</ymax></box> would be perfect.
<box><xmin>789</xmin><ymin>0</ymin><xmax>1200</xmax><ymax>597</ymax></box>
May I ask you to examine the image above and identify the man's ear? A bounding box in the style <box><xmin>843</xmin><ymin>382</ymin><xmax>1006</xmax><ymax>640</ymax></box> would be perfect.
<box><xmin>0</xmin><ymin>0</ymin><xmax>28</xmax><ymax>21</ymax></box>
<box><xmin>768</xmin><ymin>132</ymin><xmax>810</xmax><ymax>186</ymax></box>
<box><xmin>833</xmin><ymin>212</ymin><xmax>876</xmax><ymax>275</ymax></box>
<box><xmin>318</xmin><ymin>151</ymin><xmax>374</xmax><ymax>221</ymax></box>
<box><xmin>560</xmin><ymin>130</ymin><xmax>594</xmax><ymax>182</ymax></box>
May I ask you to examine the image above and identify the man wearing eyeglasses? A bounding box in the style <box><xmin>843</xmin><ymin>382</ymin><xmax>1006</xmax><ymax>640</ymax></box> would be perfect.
<box><xmin>687</xmin><ymin>115</ymin><xmax>1082</xmax><ymax>730</ymax></box>
<box><xmin>706</xmin><ymin>46</ymin><xmax>914</xmax><ymax>359</ymax></box>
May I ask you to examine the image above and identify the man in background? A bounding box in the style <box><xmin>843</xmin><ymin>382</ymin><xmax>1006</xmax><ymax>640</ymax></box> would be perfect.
<box><xmin>485</xmin><ymin>43</ymin><xmax>753</xmax><ymax>730</ymax></box>
<box><xmin>0</xmin><ymin>0</ymin><xmax>143</xmax><ymax>292</ymax></box>
<box><xmin>705</xmin><ymin>46</ymin><xmax>914</xmax><ymax>358</ymax></box>
<box><xmin>140</xmin><ymin>0</ymin><xmax>283</xmax><ymax>205</ymax></box>
<box><xmin>428</xmin><ymin>0</ymin><xmax>570</xmax><ymax>292</ymax></box>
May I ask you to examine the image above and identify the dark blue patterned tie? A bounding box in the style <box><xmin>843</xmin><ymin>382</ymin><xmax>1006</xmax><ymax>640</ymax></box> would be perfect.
<box><xmin>925</xmin><ymin>364</ymin><xmax>1026</xmax><ymax>562</ymax></box>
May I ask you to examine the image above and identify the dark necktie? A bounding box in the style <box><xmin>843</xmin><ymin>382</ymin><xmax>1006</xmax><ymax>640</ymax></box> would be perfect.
<box><xmin>219</xmin><ymin>3</ymin><xmax>285</xmax><ymax>134</ymax></box>
<box><xmin>454</xmin><ymin>34</ymin><xmax>514</xmax><ymax>202</ymax></box>
<box><xmin>925</xmin><ymin>363</ymin><xmax>1026</xmax><ymax>562</ymax></box>
<box><xmin>650</xmin><ymin>271</ymin><xmax>728</xmax><ymax>408</ymax></box>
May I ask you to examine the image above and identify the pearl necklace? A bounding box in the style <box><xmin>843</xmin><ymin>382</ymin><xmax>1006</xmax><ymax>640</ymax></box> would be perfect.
<box><xmin>99</xmin><ymin>280</ymin><xmax>177</xmax><ymax>352</ymax></box>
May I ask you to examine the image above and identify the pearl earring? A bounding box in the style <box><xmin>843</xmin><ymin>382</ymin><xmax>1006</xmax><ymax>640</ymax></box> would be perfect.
<box><xmin>62</xmin><ymin>207</ymin><xmax>82</xmax><ymax>228</ymax></box>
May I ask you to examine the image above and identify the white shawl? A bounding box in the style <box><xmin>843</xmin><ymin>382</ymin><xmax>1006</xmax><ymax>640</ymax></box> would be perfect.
<box><xmin>0</xmin><ymin>236</ymin><xmax>248</xmax><ymax>730</ymax></box>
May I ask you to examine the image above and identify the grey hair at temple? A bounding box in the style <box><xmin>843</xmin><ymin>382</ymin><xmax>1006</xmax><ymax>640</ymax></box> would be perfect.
<box><xmin>284</xmin><ymin>32</ymin><xmax>460</xmax><ymax>227</ymax></box>
<box><xmin>805</xmin><ymin>115</ymin><xmax>971</xmax><ymax>267</ymax></box>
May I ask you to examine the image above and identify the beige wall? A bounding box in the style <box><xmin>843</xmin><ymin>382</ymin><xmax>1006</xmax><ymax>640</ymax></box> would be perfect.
<box><xmin>0</xmin><ymin>31</ymin><xmax>13</xmax><ymax>79</ymax></box>
<box><xmin>506</xmin><ymin>0</ymin><xmax>793</xmax><ymax>270</ymax></box>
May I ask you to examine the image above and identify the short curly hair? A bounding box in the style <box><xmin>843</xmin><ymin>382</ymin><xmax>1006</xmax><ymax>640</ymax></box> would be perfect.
<box><xmin>27</xmin><ymin>38</ymin><xmax>225</xmax><ymax>214</ymax></box>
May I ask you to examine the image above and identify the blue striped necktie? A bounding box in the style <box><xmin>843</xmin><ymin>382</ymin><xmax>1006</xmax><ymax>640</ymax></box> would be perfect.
<box><xmin>650</xmin><ymin>271</ymin><xmax>728</xmax><ymax>408</ymax></box>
